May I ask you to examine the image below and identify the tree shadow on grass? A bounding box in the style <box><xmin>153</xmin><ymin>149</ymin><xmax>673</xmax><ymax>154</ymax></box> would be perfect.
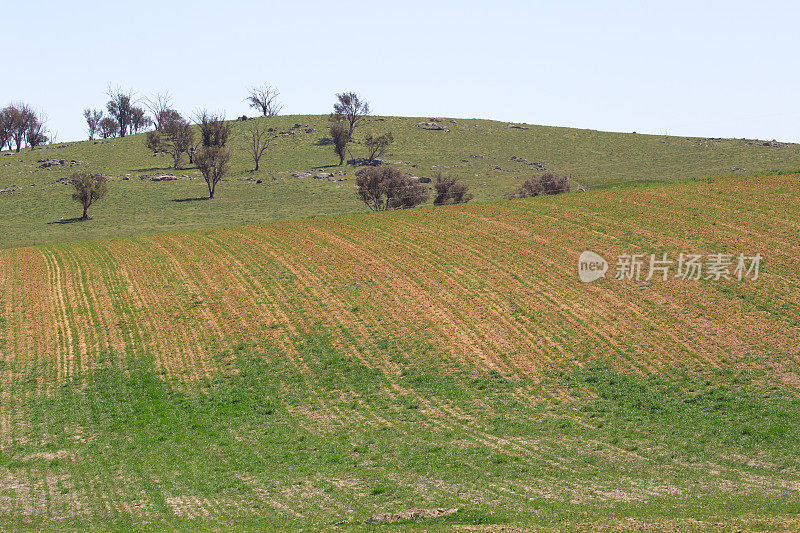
<box><xmin>314</xmin><ymin>137</ymin><xmax>334</xmax><ymax>146</ymax></box>
<box><xmin>133</xmin><ymin>166</ymin><xmax>178</xmax><ymax>173</ymax></box>
<box><xmin>48</xmin><ymin>217</ymin><xmax>86</xmax><ymax>224</ymax></box>
<box><xmin>311</xmin><ymin>164</ymin><xmax>340</xmax><ymax>170</ymax></box>
<box><xmin>172</xmin><ymin>197</ymin><xmax>209</xmax><ymax>203</ymax></box>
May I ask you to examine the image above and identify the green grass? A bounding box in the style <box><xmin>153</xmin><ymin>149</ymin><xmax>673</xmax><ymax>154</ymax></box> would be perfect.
<box><xmin>4</xmin><ymin>336</ymin><xmax>800</xmax><ymax>531</ymax></box>
<box><xmin>2</xmin><ymin>114</ymin><xmax>799</xmax><ymax>248</ymax></box>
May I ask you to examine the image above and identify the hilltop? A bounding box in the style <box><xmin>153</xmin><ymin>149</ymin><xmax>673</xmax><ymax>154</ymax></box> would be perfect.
<box><xmin>2</xmin><ymin>114</ymin><xmax>799</xmax><ymax>249</ymax></box>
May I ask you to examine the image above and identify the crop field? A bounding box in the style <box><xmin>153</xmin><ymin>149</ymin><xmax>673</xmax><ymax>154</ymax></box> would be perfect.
<box><xmin>0</xmin><ymin>174</ymin><xmax>799</xmax><ymax>530</ymax></box>
<box><xmin>2</xmin><ymin>115</ymin><xmax>799</xmax><ymax>249</ymax></box>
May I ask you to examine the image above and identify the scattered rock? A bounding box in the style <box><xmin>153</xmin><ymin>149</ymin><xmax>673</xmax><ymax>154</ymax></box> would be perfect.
<box><xmin>291</xmin><ymin>172</ymin><xmax>311</xmax><ymax>178</ymax></box>
<box><xmin>347</xmin><ymin>158</ymin><xmax>382</xmax><ymax>166</ymax></box>
<box><xmin>314</xmin><ymin>172</ymin><xmax>334</xmax><ymax>179</ymax></box>
<box><xmin>508</xmin><ymin>124</ymin><xmax>529</xmax><ymax>130</ymax></box>
<box><xmin>418</xmin><ymin>122</ymin><xmax>447</xmax><ymax>131</ymax></box>
<box><xmin>732</xmin><ymin>167</ymin><xmax>749</xmax><ymax>172</ymax></box>
<box><xmin>0</xmin><ymin>185</ymin><xmax>19</xmax><ymax>194</ymax></box>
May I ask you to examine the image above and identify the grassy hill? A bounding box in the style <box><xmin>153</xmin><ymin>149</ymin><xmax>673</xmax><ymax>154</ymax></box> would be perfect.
<box><xmin>1</xmin><ymin>174</ymin><xmax>799</xmax><ymax>530</ymax></box>
<box><xmin>2</xmin><ymin>114</ymin><xmax>799</xmax><ymax>249</ymax></box>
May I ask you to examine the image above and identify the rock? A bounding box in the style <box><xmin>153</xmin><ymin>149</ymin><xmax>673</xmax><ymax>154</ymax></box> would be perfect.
<box><xmin>237</xmin><ymin>115</ymin><xmax>249</xmax><ymax>121</ymax></box>
<box><xmin>256</xmin><ymin>179</ymin><xmax>262</xmax><ymax>184</ymax></box>
<box><xmin>291</xmin><ymin>172</ymin><xmax>311</xmax><ymax>178</ymax></box>
<box><xmin>314</xmin><ymin>172</ymin><xmax>334</xmax><ymax>179</ymax></box>
<box><xmin>412</xmin><ymin>176</ymin><xmax>431</xmax><ymax>183</ymax></box>
<box><xmin>418</xmin><ymin>122</ymin><xmax>447</xmax><ymax>131</ymax></box>
<box><xmin>508</xmin><ymin>124</ymin><xmax>529</xmax><ymax>130</ymax></box>
<box><xmin>347</xmin><ymin>158</ymin><xmax>382</xmax><ymax>166</ymax></box>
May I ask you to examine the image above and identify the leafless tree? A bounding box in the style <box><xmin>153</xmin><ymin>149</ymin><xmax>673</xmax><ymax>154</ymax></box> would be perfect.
<box><xmin>83</xmin><ymin>109</ymin><xmax>103</xmax><ymax>140</ymax></box>
<box><xmin>144</xmin><ymin>91</ymin><xmax>173</xmax><ymax>131</ymax></box>
<box><xmin>246</xmin><ymin>84</ymin><xmax>282</xmax><ymax>117</ymax></box>
<box><xmin>241</xmin><ymin>119</ymin><xmax>276</xmax><ymax>171</ymax></box>
<box><xmin>106</xmin><ymin>86</ymin><xmax>135</xmax><ymax>137</ymax></box>
<box><xmin>195</xmin><ymin>145</ymin><xmax>231</xmax><ymax>198</ymax></box>
<box><xmin>71</xmin><ymin>172</ymin><xmax>108</xmax><ymax>220</ymax></box>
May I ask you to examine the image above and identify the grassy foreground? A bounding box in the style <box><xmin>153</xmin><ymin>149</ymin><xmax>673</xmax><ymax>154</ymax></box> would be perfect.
<box><xmin>2</xmin><ymin>115</ymin><xmax>799</xmax><ymax>248</ymax></box>
<box><xmin>1</xmin><ymin>174</ymin><xmax>799</xmax><ymax>530</ymax></box>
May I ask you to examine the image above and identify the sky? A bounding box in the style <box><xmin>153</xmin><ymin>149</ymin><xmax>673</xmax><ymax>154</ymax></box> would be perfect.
<box><xmin>3</xmin><ymin>0</ymin><xmax>799</xmax><ymax>143</ymax></box>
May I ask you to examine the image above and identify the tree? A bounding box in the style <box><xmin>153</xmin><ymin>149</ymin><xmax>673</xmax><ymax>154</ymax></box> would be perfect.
<box><xmin>144</xmin><ymin>91</ymin><xmax>173</xmax><ymax>131</ymax></box>
<box><xmin>25</xmin><ymin>112</ymin><xmax>48</xmax><ymax>149</ymax></box>
<box><xmin>329</xmin><ymin>121</ymin><xmax>349</xmax><ymax>165</ymax></box>
<box><xmin>332</xmin><ymin>92</ymin><xmax>369</xmax><ymax>138</ymax></box>
<box><xmin>106</xmin><ymin>87</ymin><xmax>134</xmax><ymax>137</ymax></box>
<box><xmin>83</xmin><ymin>109</ymin><xmax>103</xmax><ymax>140</ymax></box>
<box><xmin>241</xmin><ymin>119</ymin><xmax>276</xmax><ymax>171</ymax></box>
<box><xmin>6</xmin><ymin>103</ymin><xmax>36</xmax><ymax>152</ymax></box>
<box><xmin>145</xmin><ymin>112</ymin><xmax>194</xmax><ymax>168</ymax></box>
<box><xmin>363</xmin><ymin>131</ymin><xmax>393</xmax><ymax>163</ymax></box>
<box><xmin>506</xmin><ymin>172</ymin><xmax>571</xmax><ymax>199</ymax></box>
<box><xmin>330</xmin><ymin>92</ymin><xmax>370</xmax><ymax>164</ymax></box>
<box><xmin>355</xmin><ymin>165</ymin><xmax>428</xmax><ymax>211</ymax></box>
<box><xmin>195</xmin><ymin>145</ymin><xmax>231</xmax><ymax>199</ymax></box>
<box><xmin>0</xmin><ymin>108</ymin><xmax>10</xmax><ymax>151</ymax></box>
<box><xmin>130</xmin><ymin>106</ymin><xmax>152</xmax><ymax>134</ymax></box>
<box><xmin>71</xmin><ymin>172</ymin><xmax>108</xmax><ymax>220</ymax></box>
<box><xmin>196</xmin><ymin>110</ymin><xmax>231</xmax><ymax>148</ymax></box>
<box><xmin>246</xmin><ymin>84</ymin><xmax>282</xmax><ymax>117</ymax></box>
<box><xmin>433</xmin><ymin>173</ymin><xmax>473</xmax><ymax>205</ymax></box>
<box><xmin>99</xmin><ymin>117</ymin><xmax>119</xmax><ymax>138</ymax></box>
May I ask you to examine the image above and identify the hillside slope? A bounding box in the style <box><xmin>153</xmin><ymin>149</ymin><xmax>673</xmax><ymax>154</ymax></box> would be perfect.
<box><xmin>1</xmin><ymin>175</ymin><xmax>799</xmax><ymax>530</ymax></box>
<box><xmin>2</xmin><ymin>115</ymin><xmax>799</xmax><ymax>249</ymax></box>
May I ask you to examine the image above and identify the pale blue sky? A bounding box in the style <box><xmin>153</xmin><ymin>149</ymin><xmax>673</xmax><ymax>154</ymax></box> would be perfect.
<box><xmin>4</xmin><ymin>0</ymin><xmax>799</xmax><ymax>142</ymax></box>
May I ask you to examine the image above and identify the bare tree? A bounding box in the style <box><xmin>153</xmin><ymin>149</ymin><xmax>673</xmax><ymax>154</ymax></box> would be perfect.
<box><xmin>195</xmin><ymin>145</ymin><xmax>231</xmax><ymax>199</ymax></box>
<box><xmin>71</xmin><ymin>172</ymin><xmax>108</xmax><ymax>220</ymax></box>
<box><xmin>246</xmin><ymin>84</ymin><xmax>282</xmax><ymax>117</ymax></box>
<box><xmin>241</xmin><ymin>119</ymin><xmax>276</xmax><ymax>171</ymax></box>
<box><xmin>106</xmin><ymin>87</ymin><xmax>135</xmax><ymax>137</ymax></box>
<box><xmin>144</xmin><ymin>91</ymin><xmax>173</xmax><ymax>131</ymax></box>
<box><xmin>363</xmin><ymin>131</ymin><xmax>393</xmax><ymax>163</ymax></box>
<box><xmin>83</xmin><ymin>109</ymin><xmax>103</xmax><ymax>140</ymax></box>
<box><xmin>355</xmin><ymin>166</ymin><xmax>428</xmax><ymax>211</ymax></box>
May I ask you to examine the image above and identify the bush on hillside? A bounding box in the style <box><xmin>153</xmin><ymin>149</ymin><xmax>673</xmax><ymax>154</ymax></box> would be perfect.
<box><xmin>356</xmin><ymin>165</ymin><xmax>429</xmax><ymax>211</ymax></box>
<box><xmin>433</xmin><ymin>173</ymin><xmax>473</xmax><ymax>205</ymax></box>
<box><xmin>506</xmin><ymin>172</ymin><xmax>571</xmax><ymax>199</ymax></box>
